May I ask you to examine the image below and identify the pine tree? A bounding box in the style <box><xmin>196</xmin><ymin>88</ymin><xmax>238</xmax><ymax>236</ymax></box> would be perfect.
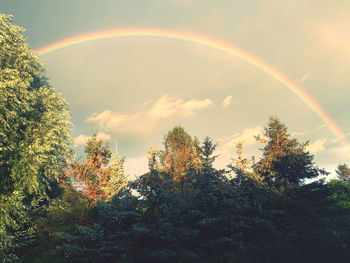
<box><xmin>336</xmin><ymin>163</ymin><xmax>350</xmax><ymax>184</ymax></box>
<box><xmin>255</xmin><ymin>117</ymin><xmax>321</xmax><ymax>189</ymax></box>
<box><xmin>102</xmin><ymin>143</ymin><xmax>127</xmax><ymax>200</ymax></box>
<box><xmin>67</xmin><ymin>133</ymin><xmax>111</xmax><ymax>201</ymax></box>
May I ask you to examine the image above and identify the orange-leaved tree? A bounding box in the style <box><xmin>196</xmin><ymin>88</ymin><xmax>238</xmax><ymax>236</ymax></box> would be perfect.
<box><xmin>65</xmin><ymin>133</ymin><xmax>126</xmax><ymax>201</ymax></box>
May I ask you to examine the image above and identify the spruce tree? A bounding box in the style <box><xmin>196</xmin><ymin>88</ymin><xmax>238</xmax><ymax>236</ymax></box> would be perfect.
<box><xmin>336</xmin><ymin>163</ymin><xmax>350</xmax><ymax>184</ymax></box>
<box><xmin>255</xmin><ymin>116</ymin><xmax>321</xmax><ymax>188</ymax></box>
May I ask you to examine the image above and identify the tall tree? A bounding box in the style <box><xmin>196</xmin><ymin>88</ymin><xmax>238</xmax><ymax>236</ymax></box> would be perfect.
<box><xmin>159</xmin><ymin>126</ymin><xmax>202</xmax><ymax>182</ymax></box>
<box><xmin>67</xmin><ymin>133</ymin><xmax>111</xmax><ymax>201</ymax></box>
<box><xmin>336</xmin><ymin>163</ymin><xmax>350</xmax><ymax>184</ymax></box>
<box><xmin>0</xmin><ymin>14</ymin><xmax>71</xmax><ymax>262</ymax></box>
<box><xmin>0</xmin><ymin>14</ymin><xmax>71</xmax><ymax>196</ymax></box>
<box><xmin>102</xmin><ymin>143</ymin><xmax>128</xmax><ymax>200</ymax></box>
<box><xmin>255</xmin><ymin>117</ymin><xmax>322</xmax><ymax>188</ymax></box>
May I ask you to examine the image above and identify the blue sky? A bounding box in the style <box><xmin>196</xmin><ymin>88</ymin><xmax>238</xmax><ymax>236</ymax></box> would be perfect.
<box><xmin>2</xmin><ymin>0</ymin><xmax>350</xmax><ymax>176</ymax></box>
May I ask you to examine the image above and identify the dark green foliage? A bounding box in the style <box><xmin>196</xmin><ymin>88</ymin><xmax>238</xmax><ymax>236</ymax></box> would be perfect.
<box><xmin>0</xmin><ymin>192</ymin><xmax>34</xmax><ymax>263</ymax></box>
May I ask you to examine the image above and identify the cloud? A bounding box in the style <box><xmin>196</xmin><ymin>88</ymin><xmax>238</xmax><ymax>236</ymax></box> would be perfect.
<box><xmin>327</xmin><ymin>143</ymin><xmax>350</xmax><ymax>158</ymax></box>
<box><xmin>87</xmin><ymin>110</ymin><xmax>151</xmax><ymax>136</ymax></box>
<box><xmin>147</xmin><ymin>95</ymin><xmax>213</xmax><ymax>119</ymax></box>
<box><xmin>223</xmin><ymin>126</ymin><xmax>264</xmax><ymax>150</ymax></box>
<box><xmin>124</xmin><ymin>155</ymin><xmax>149</xmax><ymax>179</ymax></box>
<box><xmin>87</xmin><ymin>94</ymin><xmax>214</xmax><ymax>137</ymax></box>
<box><xmin>307</xmin><ymin>138</ymin><xmax>327</xmax><ymax>153</ymax></box>
<box><xmin>213</xmin><ymin>126</ymin><xmax>264</xmax><ymax>170</ymax></box>
<box><xmin>298</xmin><ymin>72</ymin><xmax>311</xmax><ymax>83</ymax></box>
<box><xmin>73</xmin><ymin>132</ymin><xmax>111</xmax><ymax>145</ymax></box>
<box><xmin>222</xmin><ymin>95</ymin><xmax>233</xmax><ymax>109</ymax></box>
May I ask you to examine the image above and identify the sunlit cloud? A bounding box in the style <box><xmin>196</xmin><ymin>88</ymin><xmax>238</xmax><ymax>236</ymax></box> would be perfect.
<box><xmin>307</xmin><ymin>138</ymin><xmax>327</xmax><ymax>154</ymax></box>
<box><xmin>73</xmin><ymin>132</ymin><xmax>111</xmax><ymax>145</ymax></box>
<box><xmin>213</xmin><ymin>126</ymin><xmax>263</xmax><ymax>170</ymax></box>
<box><xmin>223</xmin><ymin>126</ymin><xmax>264</xmax><ymax>150</ymax></box>
<box><xmin>124</xmin><ymin>155</ymin><xmax>149</xmax><ymax>179</ymax></box>
<box><xmin>148</xmin><ymin>94</ymin><xmax>213</xmax><ymax>119</ymax></box>
<box><xmin>298</xmin><ymin>72</ymin><xmax>311</xmax><ymax>83</ymax></box>
<box><xmin>87</xmin><ymin>94</ymin><xmax>214</xmax><ymax>137</ymax></box>
<box><xmin>221</xmin><ymin>95</ymin><xmax>233</xmax><ymax>109</ymax></box>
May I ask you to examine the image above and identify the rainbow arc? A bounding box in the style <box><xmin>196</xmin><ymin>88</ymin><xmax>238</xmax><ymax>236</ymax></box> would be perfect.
<box><xmin>35</xmin><ymin>28</ymin><xmax>347</xmax><ymax>145</ymax></box>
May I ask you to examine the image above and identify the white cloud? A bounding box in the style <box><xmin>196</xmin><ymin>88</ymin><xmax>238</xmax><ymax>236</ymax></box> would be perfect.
<box><xmin>73</xmin><ymin>132</ymin><xmax>111</xmax><ymax>145</ymax></box>
<box><xmin>213</xmin><ymin>126</ymin><xmax>264</xmax><ymax>169</ymax></box>
<box><xmin>147</xmin><ymin>95</ymin><xmax>213</xmax><ymax>119</ymax></box>
<box><xmin>298</xmin><ymin>72</ymin><xmax>311</xmax><ymax>83</ymax></box>
<box><xmin>87</xmin><ymin>94</ymin><xmax>214</xmax><ymax>137</ymax></box>
<box><xmin>307</xmin><ymin>138</ymin><xmax>327</xmax><ymax>153</ymax></box>
<box><xmin>124</xmin><ymin>155</ymin><xmax>149</xmax><ymax>179</ymax></box>
<box><xmin>223</xmin><ymin>126</ymin><xmax>264</xmax><ymax>150</ymax></box>
<box><xmin>222</xmin><ymin>95</ymin><xmax>233</xmax><ymax>109</ymax></box>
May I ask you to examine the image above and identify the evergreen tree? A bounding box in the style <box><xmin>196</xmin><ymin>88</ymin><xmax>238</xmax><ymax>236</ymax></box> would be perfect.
<box><xmin>159</xmin><ymin>126</ymin><xmax>202</xmax><ymax>182</ymax></box>
<box><xmin>255</xmin><ymin>116</ymin><xmax>322</xmax><ymax>189</ymax></box>
<box><xmin>336</xmin><ymin>163</ymin><xmax>350</xmax><ymax>184</ymax></box>
<box><xmin>66</xmin><ymin>133</ymin><xmax>111</xmax><ymax>201</ymax></box>
<box><xmin>102</xmin><ymin>144</ymin><xmax>128</xmax><ymax>200</ymax></box>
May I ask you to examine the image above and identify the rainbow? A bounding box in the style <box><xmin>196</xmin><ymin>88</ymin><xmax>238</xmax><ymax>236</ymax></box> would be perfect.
<box><xmin>35</xmin><ymin>28</ymin><xmax>347</xmax><ymax>145</ymax></box>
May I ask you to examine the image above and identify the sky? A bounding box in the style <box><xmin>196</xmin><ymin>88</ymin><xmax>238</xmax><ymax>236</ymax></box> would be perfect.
<box><xmin>2</xmin><ymin>0</ymin><xmax>350</xmax><ymax>177</ymax></box>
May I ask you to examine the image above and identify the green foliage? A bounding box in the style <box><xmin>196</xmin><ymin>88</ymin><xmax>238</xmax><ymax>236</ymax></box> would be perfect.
<box><xmin>329</xmin><ymin>179</ymin><xmax>350</xmax><ymax>208</ymax></box>
<box><xmin>103</xmin><ymin>150</ymin><xmax>127</xmax><ymax>200</ymax></box>
<box><xmin>0</xmin><ymin>14</ymin><xmax>72</xmax><ymax>196</ymax></box>
<box><xmin>19</xmin><ymin>184</ymin><xmax>94</xmax><ymax>263</ymax></box>
<box><xmin>0</xmin><ymin>14</ymin><xmax>71</xmax><ymax>262</ymax></box>
<box><xmin>0</xmin><ymin>192</ymin><xmax>34</xmax><ymax>263</ymax></box>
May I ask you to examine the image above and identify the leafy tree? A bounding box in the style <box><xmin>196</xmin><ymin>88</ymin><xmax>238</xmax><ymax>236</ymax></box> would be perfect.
<box><xmin>336</xmin><ymin>163</ymin><xmax>350</xmax><ymax>184</ymax></box>
<box><xmin>0</xmin><ymin>14</ymin><xmax>71</xmax><ymax>196</ymax></box>
<box><xmin>0</xmin><ymin>14</ymin><xmax>71</xmax><ymax>261</ymax></box>
<box><xmin>20</xmin><ymin>184</ymin><xmax>94</xmax><ymax>263</ymax></box>
<box><xmin>0</xmin><ymin>192</ymin><xmax>34</xmax><ymax>262</ymax></box>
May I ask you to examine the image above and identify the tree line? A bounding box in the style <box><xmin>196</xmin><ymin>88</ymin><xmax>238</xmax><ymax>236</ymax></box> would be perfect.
<box><xmin>1</xmin><ymin>14</ymin><xmax>350</xmax><ymax>263</ymax></box>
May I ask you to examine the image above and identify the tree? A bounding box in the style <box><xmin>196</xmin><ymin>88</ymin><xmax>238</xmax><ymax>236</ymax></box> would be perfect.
<box><xmin>67</xmin><ymin>135</ymin><xmax>127</xmax><ymax>202</ymax></box>
<box><xmin>102</xmin><ymin>144</ymin><xmax>128</xmax><ymax>200</ymax></box>
<box><xmin>336</xmin><ymin>164</ymin><xmax>350</xmax><ymax>184</ymax></box>
<box><xmin>159</xmin><ymin>126</ymin><xmax>202</xmax><ymax>182</ymax></box>
<box><xmin>0</xmin><ymin>14</ymin><xmax>72</xmax><ymax>196</ymax></box>
<box><xmin>255</xmin><ymin>117</ymin><xmax>322</xmax><ymax>189</ymax></box>
<box><xmin>0</xmin><ymin>14</ymin><xmax>72</xmax><ymax>261</ymax></box>
<box><xmin>67</xmin><ymin>133</ymin><xmax>111</xmax><ymax>201</ymax></box>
